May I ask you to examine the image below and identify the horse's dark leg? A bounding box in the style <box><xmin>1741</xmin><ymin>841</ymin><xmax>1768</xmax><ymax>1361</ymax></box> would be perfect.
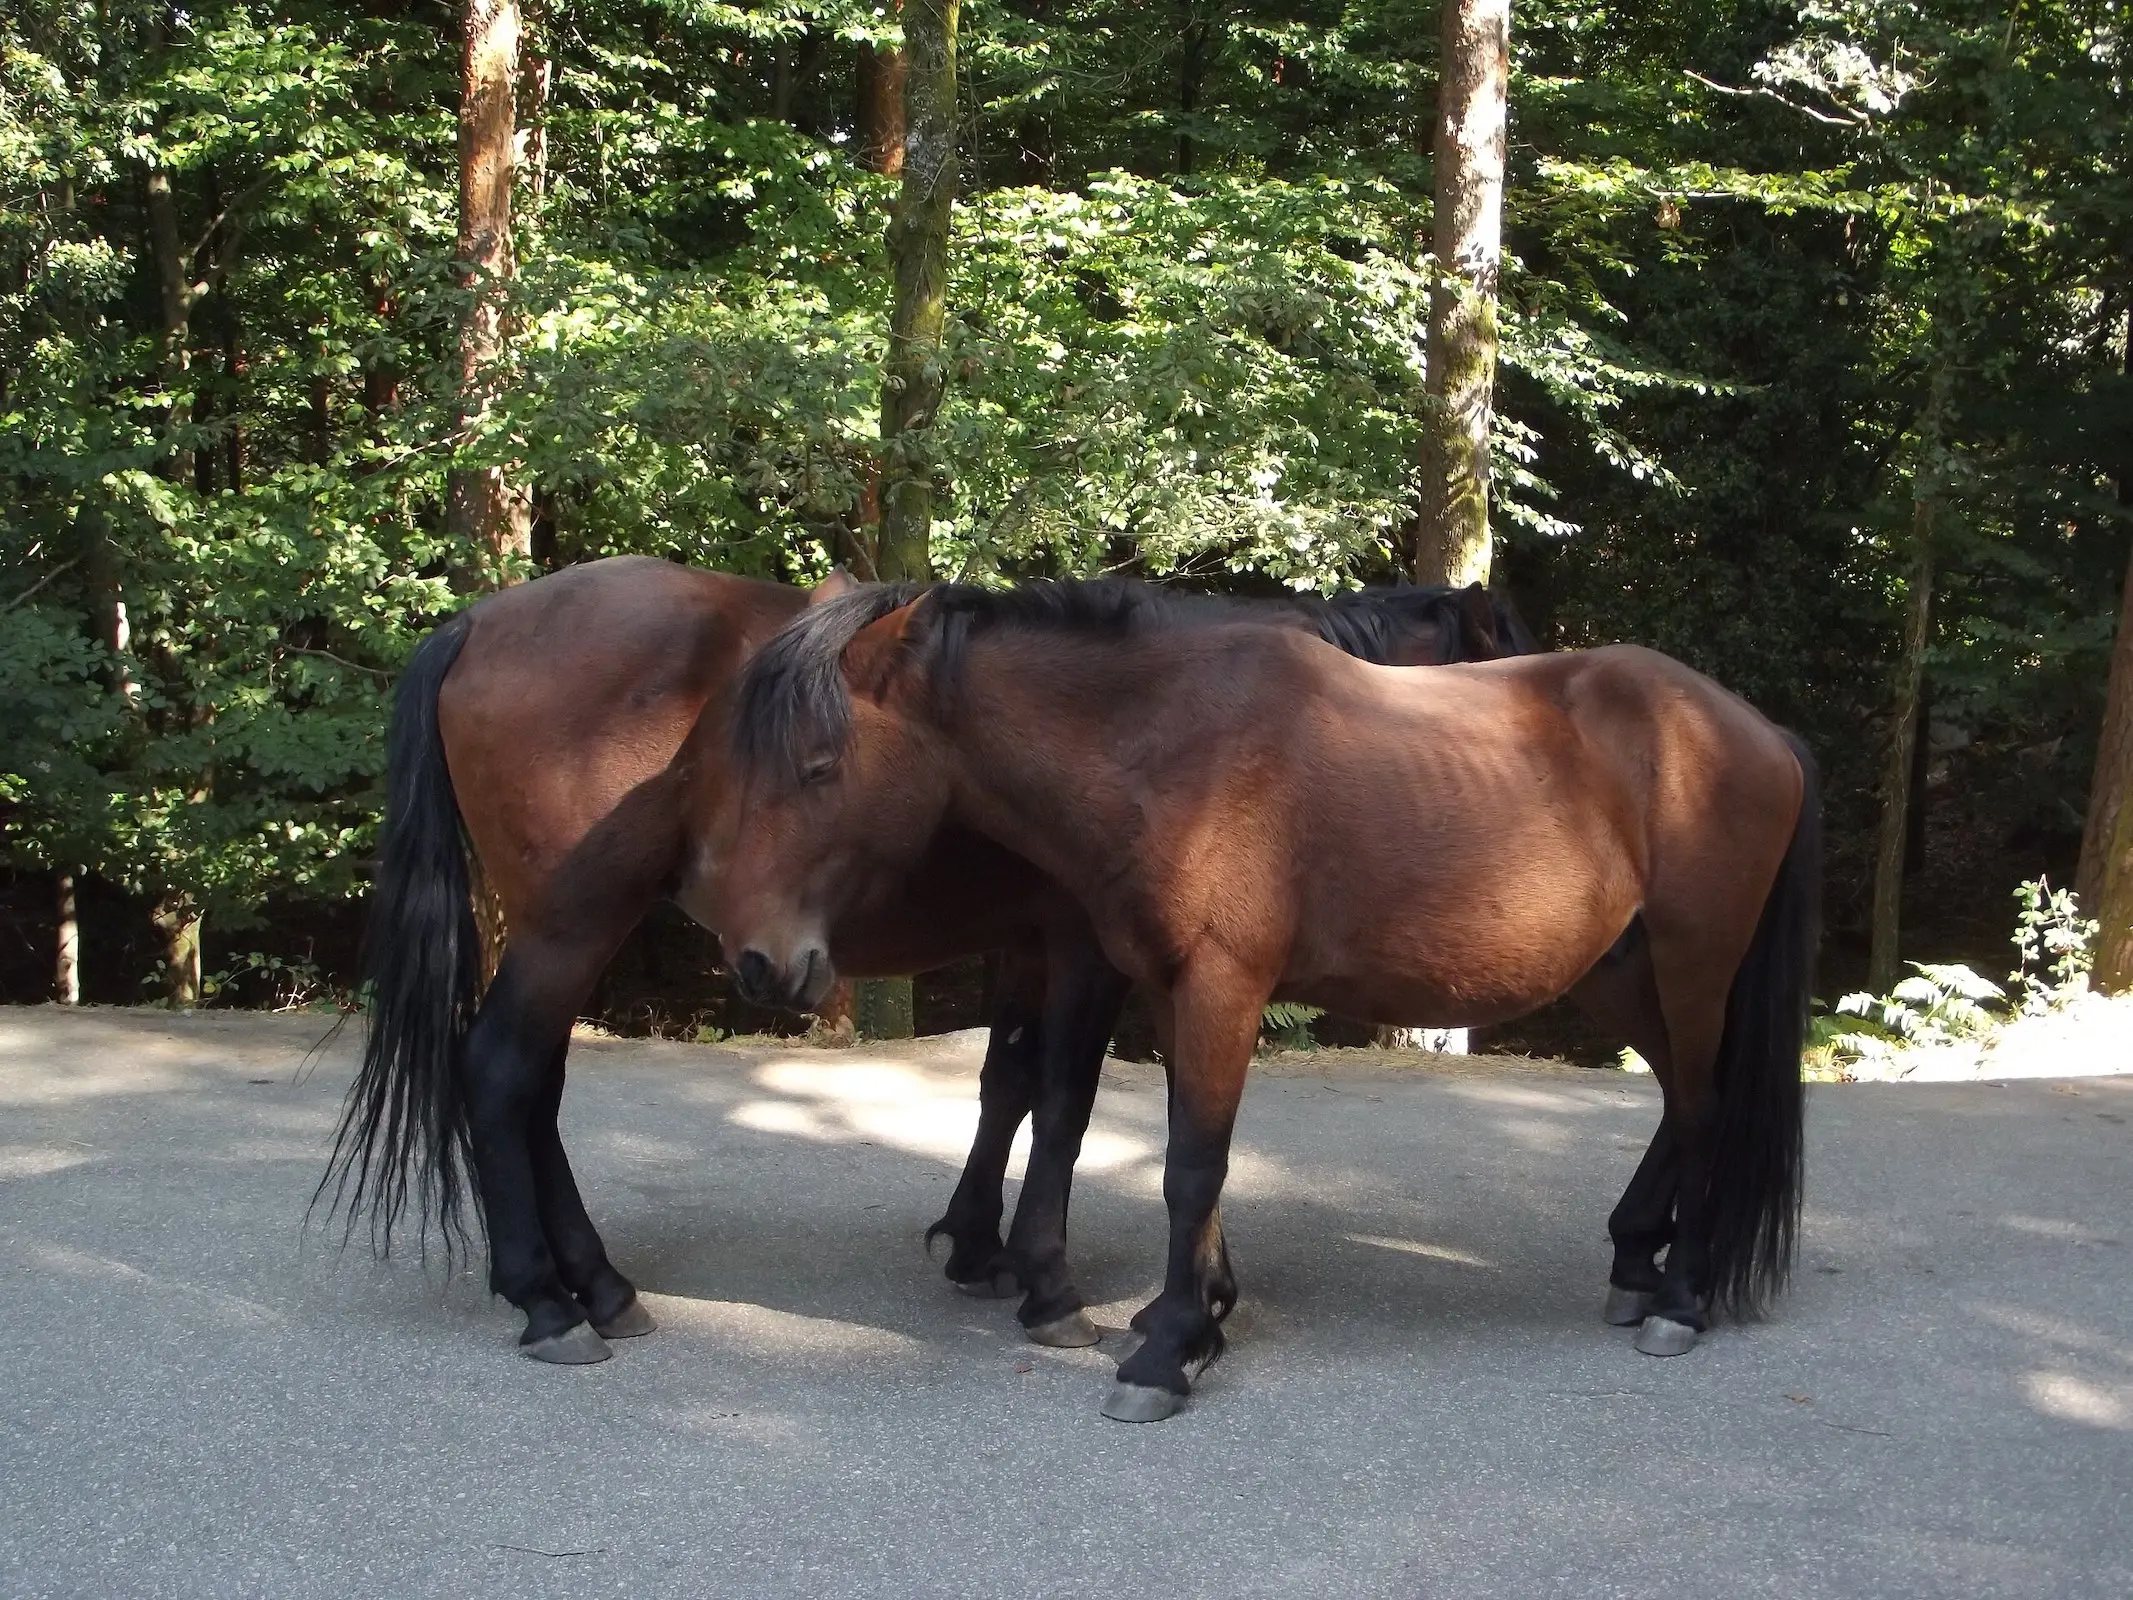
<box><xmin>1128</xmin><ymin>1057</ymin><xmax>1236</xmax><ymax>1335</ymax></box>
<box><xmin>927</xmin><ymin>946</ymin><xmax>1046</xmax><ymax>1295</ymax></box>
<box><xmin>527</xmin><ymin>1039</ymin><xmax>654</xmax><ymax>1339</ymax></box>
<box><xmin>1004</xmin><ymin>945</ymin><xmax>1130</xmax><ymax>1347</ymax></box>
<box><xmin>1569</xmin><ymin>920</ymin><xmax>1681</xmax><ymax>1325</ymax></box>
<box><xmin>458</xmin><ymin>957</ymin><xmax>609</xmax><ymax>1361</ymax></box>
<box><xmin>1105</xmin><ymin>979</ymin><xmax>1258</xmax><ymax>1422</ymax></box>
<box><xmin>1624</xmin><ymin>936</ymin><xmax>1729</xmax><ymax>1359</ymax></box>
<box><xmin>1601</xmin><ymin>1122</ymin><xmax>1676</xmax><ymax>1323</ymax></box>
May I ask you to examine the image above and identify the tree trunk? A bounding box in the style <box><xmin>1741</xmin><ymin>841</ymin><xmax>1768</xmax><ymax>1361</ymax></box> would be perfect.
<box><xmin>143</xmin><ymin>166</ymin><xmax>195</xmax><ymax>486</ymax></box>
<box><xmin>849</xmin><ymin>24</ymin><xmax>908</xmax><ymax>580</ymax></box>
<box><xmin>1869</xmin><ymin>494</ymin><xmax>1935</xmax><ymax>994</ymax></box>
<box><xmin>2086</xmin><ymin>539</ymin><xmax>2133</xmax><ymax>993</ymax></box>
<box><xmin>857</xmin><ymin>976</ymin><xmax>918</xmax><ymax>1040</ymax></box>
<box><xmin>520</xmin><ymin>45</ymin><xmax>551</xmax><ymax>209</ymax></box>
<box><xmin>1176</xmin><ymin>10</ymin><xmax>1210</xmax><ymax>175</ymax></box>
<box><xmin>1414</xmin><ymin>0</ymin><xmax>1509</xmax><ymax>590</ymax></box>
<box><xmin>362</xmin><ymin>276</ymin><xmax>400</xmax><ymax>450</ymax></box>
<box><xmin>55</xmin><ymin>871</ymin><xmax>80</xmax><ymax>1005</ymax></box>
<box><xmin>446</xmin><ymin>0</ymin><xmax>533</xmax><ymax>578</ymax></box>
<box><xmin>151</xmin><ymin>897</ymin><xmax>203</xmax><ymax>1009</ymax></box>
<box><xmin>877</xmin><ymin>0</ymin><xmax>957</xmax><ymax>586</ymax></box>
<box><xmin>851</xmin><ymin>0</ymin><xmax>956</xmax><ymax>1037</ymax></box>
<box><xmin>2077</xmin><ymin>316</ymin><xmax>2133</xmax><ymax>917</ymax></box>
<box><xmin>857</xmin><ymin>33</ymin><xmax>907</xmax><ymax>177</ymax></box>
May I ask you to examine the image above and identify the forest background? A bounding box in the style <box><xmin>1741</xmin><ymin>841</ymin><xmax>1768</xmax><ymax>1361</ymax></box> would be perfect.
<box><xmin>4</xmin><ymin>0</ymin><xmax>2132</xmax><ymax>1050</ymax></box>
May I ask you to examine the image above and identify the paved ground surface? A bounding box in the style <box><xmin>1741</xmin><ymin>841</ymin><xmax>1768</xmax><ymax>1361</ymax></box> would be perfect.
<box><xmin>2</xmin><ymin>1007</ymin><xmax>2128</xmax><ymax>1600</ymax></box>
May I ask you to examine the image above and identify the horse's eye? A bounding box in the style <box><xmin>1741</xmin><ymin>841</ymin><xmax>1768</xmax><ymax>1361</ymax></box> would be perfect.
<box><xmin>800</xmin><ymin>754</ymin><xmax>838</xmax><ymax>786</ymax></box>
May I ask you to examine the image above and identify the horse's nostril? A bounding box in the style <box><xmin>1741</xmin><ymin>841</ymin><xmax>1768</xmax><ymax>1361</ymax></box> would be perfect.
<box><xmin>788</xmin><ymin>945</ymin><xmax>834</xmax><ymax>1010</ymax></box>
<box><xmin>734</xmin><ymin>948</ymin><xmax>774</xmax><ymax>1004</ymax></box>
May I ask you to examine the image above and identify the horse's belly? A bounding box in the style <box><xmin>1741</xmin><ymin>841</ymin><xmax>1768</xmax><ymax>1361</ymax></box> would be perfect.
<box><xmin>1283</xmin><ymin>895</ymin><xmax>1630</xmax><ymax>1030</ymax></box>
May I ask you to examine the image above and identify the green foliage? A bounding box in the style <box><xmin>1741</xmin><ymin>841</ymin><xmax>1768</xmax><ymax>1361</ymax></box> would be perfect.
<box><xmin>1259</xmin><ymin>1001</ymin><xmax>1324</xmax><ymax>1052</ymax></box>
<box><xmin>2010</xmin><ymin>877</ymin><xmax>2098</xmax><ymax>1016</ymax></box>
<box><xmin>1</xmin><ymin>0</ymin><xmax>2127</xmax><ymax>1008</ymax></box>
<box><xmin>1814</xmin><ymin>878</ymin><xmax>2100</xmax><ymax>1072</ymax></box>
<box><xmin>1830</xmin><ymin>961</ymin><xmax>2005</xmax><ymax>1055</ymax></box>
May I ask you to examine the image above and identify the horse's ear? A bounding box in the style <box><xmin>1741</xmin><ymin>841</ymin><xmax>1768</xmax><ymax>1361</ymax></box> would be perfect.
<box><xmin>809</xmin><ymin>568</ymin><xmax>861</xmax><ymax>606</ymax></box>
<box><xmin>1454</xmin><ymin>583</ymin><xmax>1501</xmax><ymax>659</ymax></box>
<box><xmin>842</xmin><ymin>598</ymin><xmax>925</xmax><ymax>704</ymax></box>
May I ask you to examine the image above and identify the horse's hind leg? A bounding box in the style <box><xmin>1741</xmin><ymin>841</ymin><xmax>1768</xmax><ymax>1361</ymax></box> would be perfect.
<box><xmin>459</xmin><ymin>955</ymin><xmax>610</xmax><ymax>1362</ymax></box>
<box><xmin>529</xmin><ymin>1039</ymin><xmax>654</xmax><ymax>1339</ymax></box>
<box><xmin>1625</xmin><ymin>931</ymin><xmax>1733</xmax><ymax>1359</ymax></box>
<box><xmin>927</xmin><ymin>946</ymin><xmax>1045</xmax><ymax>1296</ymax></box>
<box><xmin>1569</xmin><ymin>919</ymin><xmax>1680</xmax><ymax>1327</ymax></box>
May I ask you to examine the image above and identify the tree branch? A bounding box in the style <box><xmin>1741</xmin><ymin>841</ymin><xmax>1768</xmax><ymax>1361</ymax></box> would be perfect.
<box><xmin>1683</xmin><ymin>69</ymin><xmax>1866</xmax><ymax>129</ymax></box>
<box><xmin>2</xmin><ymin>557</ymin><xmax>79</xmax><ymax>612</ymax></box>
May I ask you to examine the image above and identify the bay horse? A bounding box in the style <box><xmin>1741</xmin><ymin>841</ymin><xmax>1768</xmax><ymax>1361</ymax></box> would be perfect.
<box><xmin>713</xmin><ymin>580</ymin><xmax>1819</xmax><ymax>1421</ymax></box>
<box><xmin>318</xmin><ymin>556</ymin><xmax>1535</xmax><ymax>1362</ymax></box>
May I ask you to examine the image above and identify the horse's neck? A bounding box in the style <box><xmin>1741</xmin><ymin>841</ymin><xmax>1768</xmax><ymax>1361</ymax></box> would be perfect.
<box><xmin>936</xmin><ymin>641</ymin><xmax>1158</xmax><ymax>891</ymax></box>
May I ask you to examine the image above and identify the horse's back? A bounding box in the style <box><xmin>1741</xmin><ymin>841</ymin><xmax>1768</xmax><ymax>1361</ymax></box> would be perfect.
<box><xmin>438</xmin><ymin>558</ymin><xmax>805</xmax><ymax>918</ymax></box>
<box><xmin>1459</xmin><ymin>643</ymin><xmax>1807</xmax><ymax>965</ymax></box>
<box><xmin>1262</xmin><ymin>639</ymin><xmax>1804</xmax><ymax>1023</ymax></box>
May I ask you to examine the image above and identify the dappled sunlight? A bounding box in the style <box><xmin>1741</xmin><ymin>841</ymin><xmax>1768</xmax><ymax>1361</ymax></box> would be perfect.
<box><xmin>2022</xmin><ymin>1371</ymin><xmax>2130</xmax><ymax>1430</ymax></box>
<box><xmin>726</xmin><ymin>1054</ymin><xmax>1157</xmax><ymax>1176</ymax></box>
<box><xmin>1970</xmin><ymin>1303</ymin><xmax>2133</xmax><ymax>1368</ymax></box>
<box><xmin>0</xmin><ymin>1055</ymin><xmax>196</xmax><ymax>1107</ymax></box>
<box><xmin>1439</xmin><ymin>1079</ymin><xmax>1617</xmax><ymax>1115</ymax></box>
<box><xmin>640</xmin><ymin>1290</ymin><xmax>925</xmax><ymax>1367</ymax></box>
<box><xmin>0</xmin><ymin>1144</ymin><xmax>101</xmax><ymax>1180</ymax></box>
<box><xmin>0</xmin><ymin>1007</ymin><xmax>347</xmax><ymax>1107</ymax></box>
<box><xmin>1343</xmin><ymin>1232</ymin><xmax>1497</xmax><ymax>1270</ymax></box>
<box><xmin>1997</xmin><ymin>1214</ymin><xmax>2122</xmax><ymax>1246</ymax></box>
<box><xmin>586</xmin><ymin>1129</ymin><xmax>705</xmax><ymax>1167</ymax></box>
<box><xmin>1965</xmin><ymin>1302</ymin><xmax>2133</xmax><ymax>1431</ymax></box>
<box><xmin>3</xmin><ymin>1236</ymin><xmax>284</xmax><ymax>1328</ymax></box>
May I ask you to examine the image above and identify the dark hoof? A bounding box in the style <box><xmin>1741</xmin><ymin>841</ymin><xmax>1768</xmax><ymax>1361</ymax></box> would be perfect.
<box><xmin>1602</xmin><ymin>1285</ymin><xmax>1653</xmax><ymax>1327</ymax></box>
<box><xmin>523</xmin><ymin>1321</ymin><xmax>612</xmax><ymax>1365</ymax></box>
<box><xmin>594</xmin><ymin>1297</ymin><xmax>656</xmax><ymax>1340</ymax></box>
<box><xmin>1633</xmin><ymin>1315</ymin><xmax>1700</xmax><ymax>1357</ymax></box>
<box><xmin>954</xmin><ymin>1269</ymin><xmax>1019</xmax><ymax>1300</ymax></box>
<box><xmin>1101</xmin><ymin>1382</ymin><xmax>1182</xmax><ymax>1423</ymax></box>
<box><xmin>1025</xmin><ymin>1310</ymin><xmax>1101</xmax><ymax>1349</ymax></box>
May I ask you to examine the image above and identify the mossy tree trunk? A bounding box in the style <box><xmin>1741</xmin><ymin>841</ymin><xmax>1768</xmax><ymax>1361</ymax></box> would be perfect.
<box><xmin>876</xmin><ymin>0</ymin><xmax>958</xmax><ymax>586</ymax></box>
<box><xmin>1414</xmin><ymin>0</ymin><xmax>1508</xmax><ymax>592</ymax></box>
<box><xmin>446</xmin><ymin>0</ymin><xmax>532</xmax><ymax>578</ymax></box>
<box><xmin>848</xmin><ymin>0</ymin><xmax>959</xmax><ymax>1039</ymax></box>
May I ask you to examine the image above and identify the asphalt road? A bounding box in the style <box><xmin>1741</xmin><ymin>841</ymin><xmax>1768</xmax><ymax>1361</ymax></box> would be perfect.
<box><xmin>2</xmin><ymin>1008</ymin><xmax>2128</xmax><ymax>1600</ymax></box>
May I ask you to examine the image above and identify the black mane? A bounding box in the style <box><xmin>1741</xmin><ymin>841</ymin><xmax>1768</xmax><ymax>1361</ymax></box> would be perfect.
<box><xmin>730</xmin><ymin>576</ymin><xmax>1537</xmax><ymax>781</ymax></box>
<box><xmin>731</xmin><ymin>582</ymin><xmax>926</xmax><ymax>781</ymax></box>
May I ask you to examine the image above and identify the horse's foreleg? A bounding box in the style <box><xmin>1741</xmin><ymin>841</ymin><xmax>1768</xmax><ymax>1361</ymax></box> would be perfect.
<box><xmin>928</xmin><ymin>947</ymin><xmax>1046</xmax><ymax>1296</ymax></box>
<box><xmin>1105</xmin><ymin>972</ymin><xmax>1259</xmax><ymax>1423</ymax></box>
<box><xmin>528</xmin><ymin>1038</ymin><xmax>654</xmax><ymax>1340</ymax></box>
<box><xmin>1003</xmin><ymin>943</ymin><xmax>1129</xmax><ymax>1348</ymax></box>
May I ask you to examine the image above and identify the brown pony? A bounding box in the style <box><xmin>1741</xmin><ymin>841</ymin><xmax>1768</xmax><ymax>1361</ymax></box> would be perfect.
<box><xmin>318</xmin><ymin>557</ymin><xmax>1534</xmax><ymax>1362</ymax></box>
<box><xmin>714</xmin><ymin>581</ymin><xmax>1819</xmax><ymax>1422</ymax></box>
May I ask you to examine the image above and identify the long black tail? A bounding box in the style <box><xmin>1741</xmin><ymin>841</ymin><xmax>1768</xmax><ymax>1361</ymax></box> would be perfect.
<box><xmin>316</xmin><ymin>611</ymin><xmax>482</xmax><ymax>1256</ymax></box>
<box><xmin>1702</xmin><ymin>731</ymin><xmax>1821</xmax><ymax>1318</ymax></box>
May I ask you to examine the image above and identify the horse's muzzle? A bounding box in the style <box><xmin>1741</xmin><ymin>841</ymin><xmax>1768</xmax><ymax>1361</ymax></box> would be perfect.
<box><xmin>733</xmin><ymin>944</ymin><xmax>834</xmax><ymax>1012</ymax></box>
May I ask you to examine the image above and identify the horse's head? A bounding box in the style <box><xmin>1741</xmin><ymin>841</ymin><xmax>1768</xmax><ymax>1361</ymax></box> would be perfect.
<box><xmin>711</xmin><ymin>584</ymin><xmax>949</xmax><ymax>1011</ymax></box>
